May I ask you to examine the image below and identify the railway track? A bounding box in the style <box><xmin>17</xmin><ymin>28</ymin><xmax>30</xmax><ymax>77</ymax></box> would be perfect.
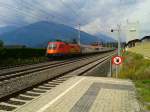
<box><xmin>0</xmin><ymin>52</ymin><xmax>110</xmax><ymax>76</ymax></box>
<box><xmin>0</xmin><ymin>49</ymin><xmax>113</xmax><ymax>71</ymax></box>
<box><xmin>0</xmin><ymin>51</ymin><xmax>115</xmax><ymax>112</ymax></box>
<box><xmin>0</xmin><ymin>55</ymin><xmax>98</xmax><ymax>81</ymax></box>
<box><xmin>0</xmin><ymin>56</ymin><xmax>84</xmax><ymax>76</ymax></box>
<box><xmin>0</xmin><ymin>54</ymin><xmax>87</xmax><ymax>71</ymax></box>
<box><xmin>0</xmin><ymin>61</ymin><xmax>47</xmax><ymax>71</ymax></box>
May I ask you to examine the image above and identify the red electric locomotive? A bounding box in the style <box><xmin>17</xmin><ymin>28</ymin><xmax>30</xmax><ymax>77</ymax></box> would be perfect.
<box><xmin>46</xmin><ymin>41</ymin><xmax>81</xmax><ymax>56</ymax></box>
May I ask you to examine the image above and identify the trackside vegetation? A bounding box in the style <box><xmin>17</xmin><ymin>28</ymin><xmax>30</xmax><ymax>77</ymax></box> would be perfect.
<box><xmin>119</xmin><ymin>51</ymin><xmax>150</xmax><ymax>79</ymax></box>
<box><xmin>119</xmin><ymin>51</ymin><xmax>150</xmax><ymax>111</ymax></box>
<box><xmin>0</xmin><ymin>48</ymin><xmax>47</xmax><ymax>68</ymax></box>
<box><xmin>0</xmin><ymin>40</ymin><xmax>3</xmax><ymax>48</ymax></box>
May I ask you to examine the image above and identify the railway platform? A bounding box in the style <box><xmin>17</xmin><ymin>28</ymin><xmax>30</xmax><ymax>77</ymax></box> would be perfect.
<box><xmin>14</xmin><ymin>76</ymin><xmax>141</xmax><ymax>112</ymax></box>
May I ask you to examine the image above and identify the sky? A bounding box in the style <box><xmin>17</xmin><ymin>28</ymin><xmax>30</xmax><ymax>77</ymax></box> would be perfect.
<box><xmin>0</xmin><ymin>0</ymin><xmax>150</xmax><ymax>41</ymax></box>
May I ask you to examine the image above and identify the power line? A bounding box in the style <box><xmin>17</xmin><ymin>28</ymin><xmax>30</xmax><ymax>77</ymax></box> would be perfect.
<box><xmin>71</xmin><ymin>0</ymin><xmax>80</xmax><ymax>9</ymax></box>
<box><xmin>14</xmin><ymin>0</ymin><xmax>73</xmax><ymax>25</ymax></box>
<box><xmin>20</xmin><ymin>0</ymin><xmax>71</xmax><ymax>21</ymax></box>
<box><xmin>59</xmin><ymin>0</ymin><xmax>79</xmax><ymax>17</ymax></box>
<box><xmin>58</xmin><ymin>0</ymin><xmax>83</xmax><ymax>27</ymax></box>
<box><xmin>59</xmin><ymin>0</ymin><xmax>87</xmax><ymax>27</ymax></box>
<box><xmin>14</xmin><ymin>0</ymin><xmax>59</xmax><ymax>22</ymax></box>
<box><xmin>0</xmin><ymin>0</ymin><xmax>86</xmax><ymax>28</ymax></box>
<box><xmin>15</xmin><ymin>0</ymin><xmax>55</xmax><ymax>19</ymax></box>
<box><xmin>32</xmin><ymin>0</ymin><xmax>71</xmax><ymax>23</ymax></box>
<box><xmin>0</xmin><ymin>2</ymin><xmax>43</xmax><ymax>21</ymax></box>
<box><xmin>0</xmin><ymin>1</ymin><xmax>70</xmax><ymax>26</ymax></box>
<box><xmin>58</xmin><ymin>0</ymin><xmax>82</xmax><ymax>45</ymax></box>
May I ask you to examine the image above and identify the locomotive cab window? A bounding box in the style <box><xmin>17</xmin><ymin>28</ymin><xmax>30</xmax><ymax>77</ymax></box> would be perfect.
<box><xmin>48</xmin><ymin>43</ymin><xmax>57</xmax><ymax>50</ymax></box>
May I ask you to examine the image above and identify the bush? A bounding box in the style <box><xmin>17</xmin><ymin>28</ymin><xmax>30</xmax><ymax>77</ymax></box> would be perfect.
<box><xmin>120</xmin><ymin>52</ymin><xmax>150</xmax><ymax>111</ymax></box>
<box><xmin>0</xmin><ymin>48</ymin><xmax>47</xmax><ymax>67</ymax></box>
<box><xmin>0</xmin><ymin>48</ymin><xmax>46</xmax><ymax>59</ymax></box>
<box><xmin>0</xmin><ymin>40</ymin><xmax>3</xmax><ymax>48</ymax></box>
<box><xmin>119</xmin><ymin>52</ymin><xmax>150</xmax><ymax>80</ymax></box>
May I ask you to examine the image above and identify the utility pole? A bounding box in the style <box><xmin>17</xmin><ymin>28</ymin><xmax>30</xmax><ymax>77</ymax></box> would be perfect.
<box><xmin>111</xmin><ymin>24</ymin><xmax>121</xmax><ymax>56</ymax></box>
<box><xmin>108</xmin><ymin>59</ymin><xmax>112</xmax><ymax>77</ymax></box>
<box><xmin>117</xmin><ymin>24</ymin><xmax>121</xmax><ymax>78</ymax></box>
<box><xmin>78</xmin><ymin>24</ymin><xmax>81</xmax><ymax>46</ymax></box>
<box><xmin>117</xmin><ymin>24</ymin><xmax>121</xmax><ymax>56</ymax></box>
<box><xmin>111</xmin><ymin>24</ymin><xmax>122</xmax><ymax>78</ymax></box>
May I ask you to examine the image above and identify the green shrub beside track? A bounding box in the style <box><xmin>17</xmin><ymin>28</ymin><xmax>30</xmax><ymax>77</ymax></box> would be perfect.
<box><xmin>0</xmin><ymin>48</ymin><xmax>47</xmax><ymax>67</ymax></box>
<box><xmin>119</xmin><ymin>52</ymin><xmax>150</xmax><ymax>79</ymax></box>
<box><xmin>119</xmin><ymin>51</ymin><xmax>150</xmax><ymax>111</ymax></box>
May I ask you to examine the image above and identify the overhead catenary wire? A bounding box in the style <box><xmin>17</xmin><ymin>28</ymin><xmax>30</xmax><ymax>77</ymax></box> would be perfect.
<box><xmin>71</xmin><ymin>0</ymin><xmax>80</xmax><ymax>9</ymax></box>
<box><xmin>0</xmin><ymin>0</ymin><xmax>89</xmax><ymax>29</ymax></box>
<box><xmin>0</xmin><ymin>2</ymin><xmax>44</xmax><ymax>19</ymax></box>
<box><xmin>58</xmin><ymin>0</ymin><xmax>84</xmax><ymax>27</ymax></box>
<box><xmin>59</xmin><ymin>0</ymin><xmax>86</xmax><ymax>26</ymax></box>
<box><xmin>0</xmin><ymin>2</ymin><xmax>44</xmax><ymax>23</ymax></box>
<box><xmin>27</xmin><ymin>0</ymin><xmax>78</xmax><ymax>24</ymax></box>
<box><xmin>59</xmin><ymin>0</ymin><xmax>79</xmax><ymax>17</ymax></box>
<box><xmin>14</xmin><ymin>0</ymin><xmax>69</xmax><ymax>23</ymax></box>
<box><xmin>0</xmin><ymin>1</ymin><xmax>70</xmax><ymax>26</ymax></box>
<box><xmin>58</xmin><ymin>0</ymin><xmax>84</xmax><ymax>45</ymax></box>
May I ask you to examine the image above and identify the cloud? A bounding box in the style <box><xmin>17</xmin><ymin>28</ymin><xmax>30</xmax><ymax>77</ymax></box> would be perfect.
<box><xmin>80</xmin><ymin>0</ymin><xmax>150</xmax><ymax>40</ymax></box>
<box><xmin>0</xmin><ymin>0</ymin><xmax>149</xmax><ymax>41</ymax></box>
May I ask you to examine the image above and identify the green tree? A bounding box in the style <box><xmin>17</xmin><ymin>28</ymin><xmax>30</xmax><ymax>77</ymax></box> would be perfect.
<box><xmin>0</xmin><ymin>40</ymin><xmax>4</xmax><ymax>48</ymax></box>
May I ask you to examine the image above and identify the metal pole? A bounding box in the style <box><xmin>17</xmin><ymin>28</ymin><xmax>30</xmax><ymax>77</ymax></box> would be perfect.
<box><xmin>116</xmin><ymin>65</ymin><xmax>118</xmax><ymax>78</ymax></box>
<box><xmin>117</xmin><ymin>24</ymin><xmax>121</xmax><ymax>56</ymax></box>
<box><xmin>118</xmin><ymin>0</ymin><xmax>122</xmax><ymax>56</ymax></box>
<box><xmin>115</xmin><ymin>0</ymin><xmax>122</xmax><ymax>78</ymax></box>
<box><xmin>117</xmin><ymin>24</ymin><xmax>121</xmax><ymax>78</ymax></box>
<box><xmin>78</xmin><ymin>24</ymin><xmax>81</xmax><ymax>46</ymax></box>
<box><xmin>109</xmin><ymin>59</ymin><xmax>112</xmax><ymax>77</ymax></box>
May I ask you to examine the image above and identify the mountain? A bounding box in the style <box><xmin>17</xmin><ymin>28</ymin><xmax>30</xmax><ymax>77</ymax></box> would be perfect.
<box><xmin>0</xmin><ymin>21</ymin><xmax>114</xmax><ymax>48</ymax></box>
<box><xmin>0</xmin><ymin>26</ymin><xmax>18</xmax><ymax>35</ymax></box>
<box><xmin>95</xmin><ymin>33</ymin><xmax>116</xmax><ymax>43</ymax></box>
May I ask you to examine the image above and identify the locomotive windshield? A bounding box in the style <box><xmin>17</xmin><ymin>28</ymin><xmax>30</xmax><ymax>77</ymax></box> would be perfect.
<box><xmin>48</xmin><ymin>43</ymin><xmax>57</xmax><ymax>50</ymax></box>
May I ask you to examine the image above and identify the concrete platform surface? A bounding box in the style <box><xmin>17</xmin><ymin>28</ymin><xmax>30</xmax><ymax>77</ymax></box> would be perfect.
<box><xmin>14</xmin><ymin>76</ymin><xmax>141</xmax><ymax>112</ymax></box>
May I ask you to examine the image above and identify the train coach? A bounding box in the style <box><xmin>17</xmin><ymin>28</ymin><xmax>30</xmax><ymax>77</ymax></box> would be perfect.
<box><xmin>46</xmin><ymin>41</ymin><xmax>110</xmax><ymax>57</ymax></box>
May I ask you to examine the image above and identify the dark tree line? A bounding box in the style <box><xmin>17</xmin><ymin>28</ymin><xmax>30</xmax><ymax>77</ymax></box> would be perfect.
<box><xmin>0</xmin><ymin>40</ymin><xmax>3</xmax><ymax>48</ymax></box>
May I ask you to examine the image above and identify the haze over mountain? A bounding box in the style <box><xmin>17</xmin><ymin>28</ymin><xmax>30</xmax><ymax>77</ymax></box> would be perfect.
<box><xmin>0</xmin><ymin>21</ymin><xmax>114</xmax><ymax>48</ymax></box>
<box><xmin>95</xmin><ymin>33</ymin><xmax>115</xmax><ymax>42</ymax></box>
<box><xmin>0</xmin><ymin>26</ymin><xmax>18</xmax><ymax>35</ymax></box>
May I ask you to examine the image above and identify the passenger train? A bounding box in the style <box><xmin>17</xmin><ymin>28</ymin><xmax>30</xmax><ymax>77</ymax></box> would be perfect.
<box><xmin>46</xmin><ymin>41</ymin><xmax>111</xmax><ymax>57</ymax></box>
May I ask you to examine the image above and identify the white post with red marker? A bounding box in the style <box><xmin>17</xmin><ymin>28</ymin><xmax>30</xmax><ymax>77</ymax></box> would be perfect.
<box><xmin>111</xmin><ymin>24</ymin><xmax>122</xmax><ymax>78</ymax></box>
<box><xmin>112</xmin><ymin>56</ymin><xmax>123</xmax><ymax>78</ymax></box>
<box><xmin>112</xmin><ymin>56</ymin><xmax>123</xmax><ymax>65</ymax></box>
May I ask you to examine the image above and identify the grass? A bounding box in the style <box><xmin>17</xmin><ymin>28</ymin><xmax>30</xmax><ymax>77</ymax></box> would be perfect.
<box><xmin>135</xmin><ymin>80</ymin><xmax>150</xmax><ymax>110</ymax></box>
<box><xmin>119</xmin><ymin>51</ymin><xmax>150</xmax><ymax>111</ymax></box>
<box><xmin>128</xmin><ymin>41</ymin><xmax>150</xmax><ymax>58</ymax></box>
<box><xmin>119</xmin><ymin>52</ymin><xmax>150</xmax><ymax>79</ymax></box>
